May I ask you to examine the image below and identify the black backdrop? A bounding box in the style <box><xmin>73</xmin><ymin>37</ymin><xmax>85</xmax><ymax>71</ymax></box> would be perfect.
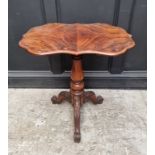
<box><xmin>8</xmin><ymin>0</ymin><xmax>147</xmax><ymax>88</ymax></box>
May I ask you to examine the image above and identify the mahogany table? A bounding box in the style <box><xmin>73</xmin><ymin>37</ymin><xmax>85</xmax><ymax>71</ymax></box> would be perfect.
<box><xmin>19</xmin><ymin>23</ymin><xmax>135</xmax><ymax>143</ymax></box>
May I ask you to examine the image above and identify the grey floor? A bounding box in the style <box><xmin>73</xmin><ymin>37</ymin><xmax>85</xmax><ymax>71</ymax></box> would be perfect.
<box><xmin>8</xmin><ymin>89</ymin><xmax>146</xmax><ymax>155</ymax></box>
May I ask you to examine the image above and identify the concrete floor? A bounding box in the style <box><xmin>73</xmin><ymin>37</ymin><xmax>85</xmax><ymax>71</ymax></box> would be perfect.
<box><xmin>8</xmin><ymin>89</ymin><xmax>146</xmax><ymax>155</ymax></box>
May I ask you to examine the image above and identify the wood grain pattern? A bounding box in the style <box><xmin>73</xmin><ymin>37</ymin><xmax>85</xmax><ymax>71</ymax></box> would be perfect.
<box><xmin>19</xmin><ymin>23</ymin><xmax>135</xmax><ymax>56</ymax></box>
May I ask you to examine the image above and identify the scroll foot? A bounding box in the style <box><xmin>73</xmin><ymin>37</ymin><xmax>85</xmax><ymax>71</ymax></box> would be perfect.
<box><xmin>84</xmin><ymin>91</ymin><xmax>104</xmax><ymax>104</ymax></box>
<box><xmin>74</xmin><ymin>132</ymin><xmax>81</xmax><ymax>143</ymax></box>
<box><xmin>51</xmin><ymin>91</ymin><xmax>71</xmax><ymax>104</ymax></box>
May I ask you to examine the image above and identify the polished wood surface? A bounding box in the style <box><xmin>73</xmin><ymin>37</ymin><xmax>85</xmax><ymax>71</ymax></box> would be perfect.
<box><xmin>19</xmin><ymin>23</ymin><xmax>135</xmax><ymax>56</ymax></box>
<box><xmin>19</xmin><ymin>23</ymin><xmax>135</xmax><ymax>143</ymax></box>
<box><xmin>51</xmin><ymin>56</ymin><xmax>104</xmax><ymax>142</ymax></box>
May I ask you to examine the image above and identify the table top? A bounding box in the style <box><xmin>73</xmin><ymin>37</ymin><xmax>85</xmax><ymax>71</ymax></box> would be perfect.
<box><xmin>19</xmin><ymin>23</ymin><xmax>135</xmax><ymax>56</ymax></box>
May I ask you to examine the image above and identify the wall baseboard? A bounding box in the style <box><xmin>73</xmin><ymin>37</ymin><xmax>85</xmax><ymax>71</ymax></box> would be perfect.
<box><xmin>8</xmin><ymin>70</ymin><xmax>147</xmax><ymax>89</ymax></box>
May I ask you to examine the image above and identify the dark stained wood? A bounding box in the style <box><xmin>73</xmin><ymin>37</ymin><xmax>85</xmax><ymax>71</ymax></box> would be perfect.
<box><xmin>51</xmin><ymin>56</ymin><xmax>104</xmax><ymax>142</ymax></box>
<box><xmin>84</xmin><ymin>91</ymin><xmax>103</xmax><ymax>104</ymax></box>
<box><xmin>51</xmin><ymin>91</ymin><xmax>71</xmax><ymax>104</ymax></box>
<box><xmin>70</xmin><ymin>56</ymin><xmax>84</xmax><ymax>142</ymax></box>
<box><xmin>19</xmin><ymin>23</ymin><xmax>135</xmax><ymax>143</ymax></box>
<box><xmin>19</xmin><ymin>23</ymin><xmax>135</xmax><ymax>56</ymax></box>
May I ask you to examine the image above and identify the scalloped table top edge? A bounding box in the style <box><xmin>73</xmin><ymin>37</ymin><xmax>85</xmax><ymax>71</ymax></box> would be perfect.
<box><xmin>19</xmin><ymin>23</ymin><xmax>135</xmax><ymax>56</ymax></box>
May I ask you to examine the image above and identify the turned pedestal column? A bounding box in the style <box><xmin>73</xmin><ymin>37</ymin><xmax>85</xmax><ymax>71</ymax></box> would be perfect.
<box><xmin>19</xmin><ymin>23</ymin><xmax>135</xmax><ymax>142</ymax></box>
<box><xmin>51</xmin><ymin>56</ymin><xmax>103</xmax><ymax>142</ymax></box>
<box><xmin>70</xmin><ymin>56</ymin><xmax>84</xmax><ymax>142</ymax></box>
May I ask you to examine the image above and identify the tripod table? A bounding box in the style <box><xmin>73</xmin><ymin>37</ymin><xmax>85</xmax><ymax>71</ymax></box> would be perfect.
<box><xmin>19</xmin><ymin>23</ymin><xmax>135</xmax><ymax>143</ymax></box>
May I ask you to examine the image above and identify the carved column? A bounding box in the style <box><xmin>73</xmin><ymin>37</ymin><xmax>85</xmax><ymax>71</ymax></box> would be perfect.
<box><xmin>70</xmin><ymin>56</ymin><xmax>84</xmax><ymax>142</ymax></box>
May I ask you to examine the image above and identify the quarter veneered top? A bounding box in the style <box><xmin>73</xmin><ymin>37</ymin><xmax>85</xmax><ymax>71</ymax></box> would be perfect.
<box><xmin>19</xmin><ymin>23</ymin><xmax>135</xmax><ymax>56</ymax></box>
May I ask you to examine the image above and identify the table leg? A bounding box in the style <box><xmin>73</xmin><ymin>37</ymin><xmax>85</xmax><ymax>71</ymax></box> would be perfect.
<box><xmin>84</xmin><ymin>91</ymin><xmax>104</xmax><ymax>104</ymax></box>
<box><xmin>51</xmin><ymin>56</ymin><xmax>103</xmax><ymax>143</ymax></box>
<box><xmin>70</xmin><ymin>56</ymin><xmax>84</xmax><ymax>142</ymax></box>
<box><xmin>51</xmin><ymin>91</ymin><xmax>71</xmax><ymax>104</ymax></box>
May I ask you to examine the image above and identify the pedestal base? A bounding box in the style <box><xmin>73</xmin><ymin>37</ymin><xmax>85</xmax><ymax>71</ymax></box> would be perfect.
<box><xmin>51</xmin><ymin>56</ymin><xmax>103</xmax><ymax>143</ymax></box>
<box><xmin>51</xmin><ymin>91</ymin><xmax>103</xmax><ymax>105</ymax></box>
<box><xmin>51</xmin><ymin>90</ymin><xmax>103</xmax><ymax>142</ymax></box>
